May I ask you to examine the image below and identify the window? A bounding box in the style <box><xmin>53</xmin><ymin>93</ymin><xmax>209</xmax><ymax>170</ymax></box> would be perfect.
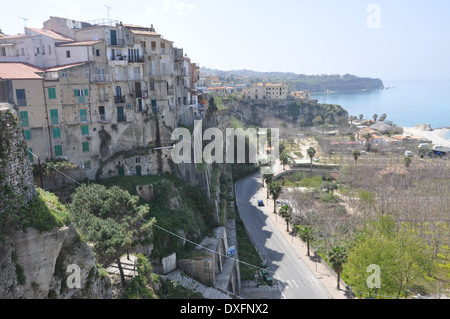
<box><xmin>74</xmin><ymin>89</ymin><xmax>88</xmax><ymax>104</ymax></box>
<box><xmin>82</xmin><ymin>142</ymin><xmax>89</xmax><ymax>152</ymax></box>
<box><xmin>28</xmin><ymin>148</ymin><xmax>34</xmax><ymax>163</ymax></box>
<box><xmin>16</xmin><ymin>89</ymin><xmax>26</xmax><ymax>106</ymax></box>
<box><xmin>66</xmin><ymin>50</ymin><xmax>71</xmax><ymax>58</ymax></box>
<box><xmin>81</xmin><ymin>125</ymin><xmax>89</xmax><ymax>136</ymax></box>
<box><xmin>151</xmin><ymin>41</ymin><xmax>156</xmax><ymax>51</ymax></box>
<box><xmin>48</xmin><ymin>45</ymin><xmax>51</xmax><ymax>55</ymax></box>
<box><xmin>20</xmin><ymin>111</ymin><xmax>29</xmax><ymax>127</ymax></box>
<box><xmin>62</xmin><ymin>72</ymin><xmax>67</xmax><ymax>78</ymax></box>
<box><xmin>20</xmin><ymin>48</ymin><xmax>25</xmax><ymax>55</ymax></box>
<box><xmin>48</xmin><ymin>88</ymin><xmax>57</xmax><ymax>99</ymax></box>
<box><xmin>50</xmin><ymin>109</ymin><xmax>59</xmax><ymax>125</ymax></box>
<box><xmin>96</xmin><ymin>49</ymin><xmax>100</xmax><ymax>56</ymax></box>
<box><xmin>79</xmin><ymin>109</ymin><xmax>88</xmax><ymax>123</ymax></box>
<box><xmin>52</xmin><ymin>127</ymin><xmax>61</xmax><ymax>138</ymax></box>
<box><xmin>54</xmin><ymin>145</ymin><xmax>63</xmax><ymax>156</ymax></box>
<box><xmin>36</xmin><ymin>47</ymin><xmax>40</xmax><ymax>54</ymax></box>
<box><xmin>138</xmin><ymin>99</ymin><xmax>143</xmax><ymax>112</ymax></box>
<box><xmin>0</xmin><ymin>47</ymin><xmax>6</xmax><ymax>56</ymax></box>
<box><xmin>150</xmin><ymin>81</ymin><xmax>155</xmax><ymax>91</ymax></box>
<box><xmin>151</xmin><ymin>100</ymin><xmax>157</xmax><ymax>114</ymax></box>
<box><xmin>24</xmin><ymin>129</ymin><xmax>31</xmax><ymax>140</ymax></box>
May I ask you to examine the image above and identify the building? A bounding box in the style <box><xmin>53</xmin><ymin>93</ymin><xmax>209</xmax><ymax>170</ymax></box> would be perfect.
<box><xmin>0</xmin><ymin>16</ymin><xmax>204</xmax><ymax>180</ymax></box>
<box><xmin>290</xmin><ymin>90</ymin><xmax>311</xmax><ymax>100</ymax></box>
<box><xmin>243</xmin><ymin>82</ymin><xmax>289</xmax><ymax>100</ymax></box>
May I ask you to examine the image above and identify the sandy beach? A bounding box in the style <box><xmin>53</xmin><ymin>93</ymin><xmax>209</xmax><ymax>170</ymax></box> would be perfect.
<box><xmin>403</xmin><ymin>126</ymin><xmax>450</xmax><ymax>148</ymax></box>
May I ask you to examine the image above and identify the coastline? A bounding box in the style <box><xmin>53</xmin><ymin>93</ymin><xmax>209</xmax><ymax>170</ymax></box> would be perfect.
<box><xmin>402</xmin><ymin>126</ymin><xmax>450</xmax><ymax>148</ymax></box>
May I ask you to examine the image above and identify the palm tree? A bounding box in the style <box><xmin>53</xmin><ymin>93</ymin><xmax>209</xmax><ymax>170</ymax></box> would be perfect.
<box><xmin>279</xmin><ymin>205</ymin><xmax>293</xmax><ymax>232</ymax></box>
<box><xmin>328</xmin><ymin>246</ymin><xmax>348</xmax><ymax>290</ymax></box>
<box><xmin>362</xmin><ymin>132</ymin><xmax>372</xmax><ymax>152</ymax></box>
<box><xmin>280</xmin><ymin>152</ymin><xmax>290</xmax><ymax>171</ymax></box>
<box><xmin>373</xmin><ymin>114</ymin><xmax>378</xmax><ymax>122</ymax></box>
<box><xmin>307</xmin><ymin>146</ymin><xmax>316</xmax><ymax>173</ymax></box>
<box><xmin>379</xmin><ymin>113</ymin><xmax>387</xmax><ymax>122</ymax></box>
<box><xmin>404</xmin><ymin>156</ymin><xmax>412</xmax><ymax>168</ymax></box>
<box><xmin>262</xmin><ymin>173</ymin><xmax>274</xmax><ymax>199</ymax></box>
<box><xmin>268</xmin><ymin>182</ymin><xmax>282</xmax><ymax>215</ymax></box>
<box><xmin>359</xmin><ymin>114</ymin><xmax>364</xmax><ymax>121</ymax></box>
<box><xmin>352</xmin><ymin>149</ymin><xmax>361</xmax><ymax>165</ymax></box>
<box><xmin>296</xmin><ymin>226</ymin><xmax>315</xmax><ymax>256</ymax></box>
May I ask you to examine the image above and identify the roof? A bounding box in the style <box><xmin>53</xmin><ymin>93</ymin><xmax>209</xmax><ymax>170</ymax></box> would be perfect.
<box><xmin>44</xmin><ymin>62</ymin><xmax>88</xmax><ymax>72</ymax></box>
<box><xmin>0</xmin><ymin>62</ymin><xmax>43</xmax><ymax>80</ymax></box>
<box><xmin>370</xmin><ymin>121</ymin><xmax>394</xmax><ymax>132</ymax></box>
<box><xmin>130</xmin><ymin>30</ymin><xmax>161</xmax><ymax>37</ymax></box>
<box><xmin>25</xmin><ymin>27</ymin><xmax>74</xmax><ymax>42</ymax></box>
<box><xmin>56</xmin><ymin>40</ymin><xmax>102</xmax><ymax>47</ymax></box>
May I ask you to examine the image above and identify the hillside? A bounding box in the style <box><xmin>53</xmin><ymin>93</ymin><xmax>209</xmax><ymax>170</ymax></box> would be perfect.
<box><xmin>201</xmin><ymin>68</ymin><xmax>384</xmax><ymax>93</ymax></box>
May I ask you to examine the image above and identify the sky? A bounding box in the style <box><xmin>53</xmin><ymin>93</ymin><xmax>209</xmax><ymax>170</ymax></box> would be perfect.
<box><xmin>2</xmin><ymin>0</ymin><xmax>450</xmax><ymax>81</ymax></box>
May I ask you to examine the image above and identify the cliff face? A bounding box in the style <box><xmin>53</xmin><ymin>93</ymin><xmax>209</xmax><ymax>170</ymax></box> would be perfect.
<box><xmin>221</xmin><ymin>99</ymin><xmax>349</xmax><ymax>127</ymax></box>
<box><xmin>0</xmin><ymin>225</ymin><xmax>111</xmax><ymax>299</ymax></box>
<box><xmin>0</xmin><ymin>103</ymin><xmax>111</xmax><ymax>299</ymax></box>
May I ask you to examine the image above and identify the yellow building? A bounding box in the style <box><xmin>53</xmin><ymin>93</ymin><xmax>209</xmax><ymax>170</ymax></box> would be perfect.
<box><xmin>243</xmin><ymin>82</ymin><xmax>289</xmax><ymax>100</ymax></box>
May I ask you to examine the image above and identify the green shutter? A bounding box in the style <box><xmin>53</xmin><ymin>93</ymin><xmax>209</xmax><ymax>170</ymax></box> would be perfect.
<box><xmin>24</xmin><ymin>129</ymin><xmax>31</xmax><ymax>140</ymax></box>
<box><xmin>48</xmin><ymin>88</ymin><xmax>56</xmax><ymax>99</ymax></box>
<box><xmin>55</xmin><ymin>145</ymin><xmax>63</xmax><ymax>156</ymax></box>
<box><xmin>52</xmin><ymin>127</ymin><xmax>61</xmax><ymax>138</ymax></box>
<box><xmin>74</xmin><ymin>89</ymin><xmax>79</xmax><ymax>97</ymax></box>
<box><xmin>81</xmin><ymin>125</ymin><xmax>89</xmax><ymax>136</ymax></box>
<box><xmin>50</xmin><ymin>109</ymin><xmax>59</xmax><ymax>125</ymax></box>
<box><xmin>27</xmin><ymin>148</ymin><xmax>34</xmax><ymax>163</ymax></box>
<box><xmin>84</xmin><ymin>88</ymin><xmax>88</xmax><ymax>96</ymax></box>
<box><xmin>82</xmin><ymin>142</ymin><xmax>89</xmax><ymax>152</ymax></box>
<box><xmin>80</xmin><ymin>109</ymin><xmax>87</xmax><ymax>122</ymax></box>
<box><xmin>20</xmin><ymin>111</ymin><xmax>29</xmax><ymax>127</ymax></box>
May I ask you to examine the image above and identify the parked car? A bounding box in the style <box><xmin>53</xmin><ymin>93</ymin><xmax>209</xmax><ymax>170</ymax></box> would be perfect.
<box><xmin>313</xmin><ymin>157</ymin><xmax>319</xmax><ymax>162</ymax></box>
<box><xmin>405</xmin><ymin>151</ymin><xmax>413</xmax><ymax>157</ymax></box>
<box><xmin>257</xmin><ymin>200</ymin><xmax>264</xmax><ymax>207</ymax></box>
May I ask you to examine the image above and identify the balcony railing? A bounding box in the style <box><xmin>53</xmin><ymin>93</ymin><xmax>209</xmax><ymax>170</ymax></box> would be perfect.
<box><xmin>114</xmin><ymin>95</ymin><xmax>126</xmax><ymax>103</ymax></box>
<box><xmin>128</xmin><ymin>56</ymin><xmax>144</xmax><ymax>63</ymax></box>
<box><xmin>99</xmin><ymin>94</ymin><xmax>109</xmax><ymax>102</ymax></box>
<box><xmin>108</xmin><ymin>39</ymin><xmax>125</xmax><ymax>47</ymax></box>
<box><xmin>98</xmin><ymin>114</ymin><xmax>111</xmax><ymax>123</ymax></box>
<box><xmin>91</xmin><ymin>74</ymin><xmax>111</xmax><ymax>82</ymax></box>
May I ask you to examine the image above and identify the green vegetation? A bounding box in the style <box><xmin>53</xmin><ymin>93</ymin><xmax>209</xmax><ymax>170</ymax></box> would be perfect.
<box><xmin>121</xmin><ymin>254</ymin><xmax>159</xmax><ymax>299</ymax></box>
<box><xmin>32</xmin><ymin>159</ymin><xmax>78</xmax><ymax>177</ymax></box>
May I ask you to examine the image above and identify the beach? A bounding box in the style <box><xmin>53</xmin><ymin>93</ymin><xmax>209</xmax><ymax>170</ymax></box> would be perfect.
<box><xmin>403</xmin><ymin>126</ymin><xmax>450</xmax><ymax>148</ymax></box>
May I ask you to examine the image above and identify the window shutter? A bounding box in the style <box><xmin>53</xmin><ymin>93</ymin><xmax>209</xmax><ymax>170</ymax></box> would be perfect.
<box><xmin>74</xmin><ymin>89</ymin><xmax>79</xmax><ymax>97</ymax></box>
<box><xmin>84</xmin><ymin>89</ymin><xmax>89</xmax><ymax>96</ymax></box>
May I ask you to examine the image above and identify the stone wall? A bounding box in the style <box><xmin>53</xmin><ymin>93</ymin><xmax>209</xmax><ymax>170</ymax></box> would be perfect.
<box><xmin>0</xmin><ymin>103</ymin><xmax>36</xmax><ymax>214</ymax></box>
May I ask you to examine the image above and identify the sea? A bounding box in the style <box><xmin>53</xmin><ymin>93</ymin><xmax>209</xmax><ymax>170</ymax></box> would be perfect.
<box><xmin>312</xmin><ymin>79</ymin><xmax>450</xmax><ymax>139</ymax></box>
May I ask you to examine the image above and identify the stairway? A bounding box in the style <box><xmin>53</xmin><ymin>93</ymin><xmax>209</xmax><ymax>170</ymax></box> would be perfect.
<box><xmin>163</xmin><ymin>269</ymin><xmax>233</xmax><ymax>299</ymax></box>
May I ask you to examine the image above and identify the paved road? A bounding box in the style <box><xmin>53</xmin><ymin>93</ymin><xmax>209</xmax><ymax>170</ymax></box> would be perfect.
<box><xmin>235</xmin><ymin>172</ymin><xmax>331</xmax><ymax>299</ymax></box>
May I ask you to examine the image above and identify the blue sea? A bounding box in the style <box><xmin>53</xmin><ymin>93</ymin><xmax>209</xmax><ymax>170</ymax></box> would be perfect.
<box><xmin>312</xmin><ymin>79</ymin><xmax>450</xmax><ymax>138</ymax></box>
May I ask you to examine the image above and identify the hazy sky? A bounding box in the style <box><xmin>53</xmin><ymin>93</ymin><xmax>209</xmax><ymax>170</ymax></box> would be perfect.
<box><xmin>2</xmin><ymin>0</ymin><xmax>450</xmax><ymax>81</ymax></box>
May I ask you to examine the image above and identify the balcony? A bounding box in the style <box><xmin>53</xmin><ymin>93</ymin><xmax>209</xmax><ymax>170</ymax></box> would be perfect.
<box><xmin>98</xmin><ymin>114</ymin><xmax>111</xmax><ymax>123</ymax></box>
<box><xmin>128</xmin><ymin>56</ymin><xmax>144</xmax><ymax>63</ymax></box>
<box><xmin>91</xmin><ymin>74</ymin><xmax>111</xmax><ymax>82</ymax></box>
<box><xmin>99</xmin><ymin>94</ymin><xmax>109</xmax><ymax>102</ymax></box>
<box><xmin>114</xmin><ymin>95</ymin><xmax>126</xmax><ymax>103</ymax></box>
<box><xmin>108</xmin><ymin>39</ymin><xmax>125</xmax><ymax>47</ymax></box>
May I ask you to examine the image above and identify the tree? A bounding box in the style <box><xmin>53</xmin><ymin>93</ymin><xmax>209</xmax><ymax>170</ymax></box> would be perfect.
<box><xmin>268</xmin><ymin>182</ymin><xmax>282</xmax><ymax>215</ymax></box>
<box><xmin>279</xmin><ymin>204</ymin><xmax>293</xmax><ymax>232</ymax></box>
<box><xmin>404</xmin><ymin>156</ymin><xmax>412</xmax><ymax>168</ymax></box>
<box><xmin>328</xmin><ymin>246</ymin><xmax>348</xmax><ymax>290</ymax></box>
<box><xmin>68</xmin><ymin>184</ymin><xmax>155</xmax><ymax>286</ymax></box>
<box><xmin>296</xmin><ymin>225</ymin><xmax>315</xmax><ymax>256</ymax></box>
<box><xmin>359</xmin><ymin>114</ymin><xmax>364</xmax><ymax>121</ymax></box>
<box><xmin>262</xmin><ymin>173</ymin><xmax>274</xmax><ymax>199</ymax></box>
<box><xmin>279</xmin><ymin>141</ymin><xmax>286</xmax><ymax>155</ymax></box>
<box><xmin>312</xmin><ymin>115</ymin><xmax>324</xmax><ymax>127</ymax></box>
<box><xmin>280</xmin><ymin>152</ymin><xmax>290</xmax><ymax>170</ymax></box>
<box><xmin>373</xmin><ymin>114</ymin><xmax>378</xmax><ymax>122</ymax></box>
<box><xmin>379</xmin><ymin>113</ymin><xmax>387</xmax><ymax>122</ymax></box>
<box><xmin>362</xmin><ymin>132</ymin><xmax>372</xmax><ymax>152</ymax></box>
<box><xmin>307</xmin><ymin>146</ymin><xmax>316</xmax><ymax>172</ymax></box>
<box><xmin>352</xmin><ymin>149</ymin><xmax>361</xmax><ymax>165</ymax></box>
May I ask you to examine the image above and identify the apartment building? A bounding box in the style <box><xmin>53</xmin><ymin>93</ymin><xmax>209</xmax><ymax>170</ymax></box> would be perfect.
<box><xmin>0</xmin><ymin>16</ymin><xmax>203</xmax><ymax>180</ymax></box>
<box><xmin>290</xmin><ymin>90</ymin><xmax>311</xmax><ymax>101</ymax></box>
<box><xmin>243</xmin><ymin>82</ymin><xmax>289</xmax><ymax>100</ymax></box>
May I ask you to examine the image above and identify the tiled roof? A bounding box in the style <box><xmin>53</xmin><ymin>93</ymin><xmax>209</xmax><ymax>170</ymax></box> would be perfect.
<box><xmin>56</xmin><ymin>40</ymin><xmax>102</xmax><ymax>47</ymax></box>
<box><xmin>25</xmin><ymin>27</ymin><xmax>74</xmax><ymax>42</ymax></box>
<box><xmin>44</xmin><ymin>62</ymin><xmax>88</xmax><ymax>72</ymax></box>
<box><xmin>130</xmin><ymin>30</ymin><xmax>160</xmax><ymax>36</ymax></box>
<box><xmin>0</xmin><ymin>62</ymin><xmax>43</xmax><ymax>79</ymax></box>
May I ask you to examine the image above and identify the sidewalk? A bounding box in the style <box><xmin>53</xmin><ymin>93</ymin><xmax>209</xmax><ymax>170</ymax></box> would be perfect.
<box><xmin>263</xmin><ymin>163</ymin><xmax>350</xmax><ymax>299</ymax></box>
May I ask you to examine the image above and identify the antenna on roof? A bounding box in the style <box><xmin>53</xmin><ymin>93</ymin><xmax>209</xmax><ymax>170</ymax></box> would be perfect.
<box><xmin>18</xmin><ymin>16</ymin><xmax>28</xmax><ymax>27</ymax></box>
<box><xmin>103</xmin><ymin>4</ymin><xmax>111</xmax><ymax>21</ymax></box>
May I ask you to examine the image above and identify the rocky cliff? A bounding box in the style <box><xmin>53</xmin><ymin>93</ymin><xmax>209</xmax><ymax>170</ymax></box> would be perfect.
<box><xmin>0</xmin><ymin>103</ymin><xmax>111</xmax><ymax>299</ymax></box>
